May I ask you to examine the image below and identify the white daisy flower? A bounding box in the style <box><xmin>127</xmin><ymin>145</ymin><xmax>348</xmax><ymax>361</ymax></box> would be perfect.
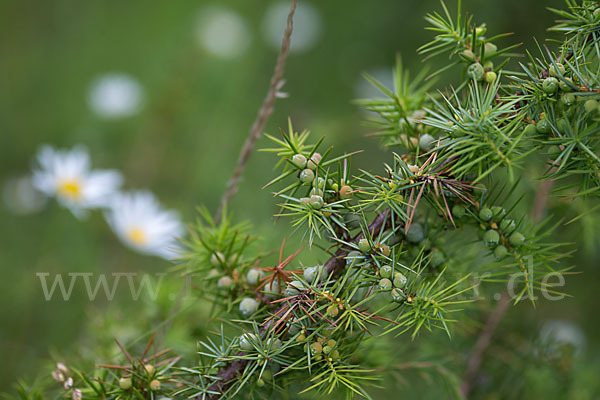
<box><xmin>32</xmin><ymin>145</ymin><xmax>122</xmax><ymax>218</ymax></box>
<box><xmin>105</xmin><ymin>191</ymin><xmax>184</xmax><ymax>260</ymax></box>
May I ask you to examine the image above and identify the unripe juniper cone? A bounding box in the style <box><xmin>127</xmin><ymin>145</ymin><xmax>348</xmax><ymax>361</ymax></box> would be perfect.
<box><xmin>300</xmin><ymin>169</ymin><xmax>315</xmax><ymax>183</ymax></box>
<box><xmin>307</xmin><ymin>153</ymin><xmax>322</xmax><ymax>169</ymax></box>
<box><xmin>406</xmin><ymin>222</ymin><xmax>425</xmax><ymax>243</ymax></box>
<box><xmin>467</xmin><ymin>62</ymin><xmax>484</xmax><ymax>81</ymax></box>
<box><xmin>291</xmin><ymin>153</ymin><xmax>307</xmax><ymax>168</ymax></box>
<box><xmin>393</xmin><ymin>272</ymin><xmax>408</xmax><ymax>288</ymax></box>
<box><xmin>239</xmin><ymin>297</ymin><xmax>259</xmax><ymax>316</ymax></box>
<box><xmin>358</xmin><ymin>238</ymin><xmax>372</xmax><ymax>253</ymax></box>
<box><xmin>380</xmin><ymin>265</ymin><xmax>393</xmax><ymax>279</ymax></box>
<box><xmin>240</xmin><ymin>333</ymin><xmax>258</xmax><ymax>351</ymax></box>
<box><xmin>543</xmin><ymin>77</ymin><xmax>559</xmax><ymax>94</ymax></box>
<box><xmin>479</xmin><ymin>207</ymin><xmax>493</xmax><ymax>221</ymax></box>
<box><xmin>419</xmin><ymin>134</ymin><xmax>435</xmax><ymax>151</ymax></box>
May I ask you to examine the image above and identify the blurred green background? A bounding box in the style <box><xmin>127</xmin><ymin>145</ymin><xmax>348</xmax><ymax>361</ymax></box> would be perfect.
<box><xmin>1</xmin><ymin>0</ymin><xmax>599</xmax><ymax>395</ymax></box>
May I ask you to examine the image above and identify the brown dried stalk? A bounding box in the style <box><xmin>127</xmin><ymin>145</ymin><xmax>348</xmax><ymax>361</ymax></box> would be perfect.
<box><xmin>214</xmin><ymin>0</ymin><xmax>297</xmax><ymax>223</ymax></box>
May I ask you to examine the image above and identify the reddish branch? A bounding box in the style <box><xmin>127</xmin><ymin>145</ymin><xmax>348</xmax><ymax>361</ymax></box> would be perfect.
<box><xmin>214</xmin><ymin>0</ymin><xmax>297</xmax><ymax>223</ymax></box>
<box><xmin>460</xmin><ymin>292</ymin><xmax>511</xmax><ymax>397</ymax></box>
<box><xmin>203</xmin><ymin>208</ymin><xmax>392</xmax><ymax>399</ymax></box>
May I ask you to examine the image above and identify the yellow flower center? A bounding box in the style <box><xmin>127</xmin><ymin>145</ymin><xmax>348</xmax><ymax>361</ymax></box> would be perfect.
<box><xmin>58</xmin><ymin>179</ymin><xmax>82</xmax><ymax>201</ymax></box>
<box><xmin>127</xmin><ymin>227</ymin><xmax>147</xmax><ymax>246</ymax></box>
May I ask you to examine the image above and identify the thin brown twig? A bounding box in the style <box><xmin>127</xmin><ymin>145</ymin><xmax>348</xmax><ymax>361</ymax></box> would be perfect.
<box><xmin>214</xmin><ymin>0</ymin><xmax>297</xmax><ymax>223</ymax></box>
<box><xmin>460</xmin><ymin>292</ymin><xmax>511</xmax><ymax>397</ymax></box>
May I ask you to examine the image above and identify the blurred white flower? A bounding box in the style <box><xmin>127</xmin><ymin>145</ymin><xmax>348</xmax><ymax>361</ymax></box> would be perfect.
<box><xmin>105</xmin><ymin>191</ymin><xmax>184</xmax><ymax>260</ymax></box>
<box><xmin>32</xmin><ymin>145</ymin><xmax>122</xmax><ymax>218</ymax></box>
<box><xmin>539</xmin><ymin>319</ymin><xmax>586</xmax><ymax>357</ymax></box>
<box><xmin>262</xmin><ymin>1</ymin><xmax>322</xmax><ymax>53</ymax></box>
<box><xmin>3</xmin><ymin>175</ymin><xmax>47</xmax><ymax>215</ymax></box>
<box><xmin>88</xmin><ymin>73</ymin><xmax>144</xmax><ymax>119</ymax></box>
<box><xmin>196</xmin><ymin>6</ymin><xmax>251</xmax><ymax>59</ymax></box>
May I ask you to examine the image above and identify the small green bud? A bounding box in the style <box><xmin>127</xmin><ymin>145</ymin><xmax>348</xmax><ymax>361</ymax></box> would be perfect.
<box><xmin>378</xmin><ymin>243</ymin><xmax>390</xmax><ymax>257</ymax></box>
<box><xmin>483</xmin><ymin>229</ymin><xmax>500</xmax><ymax>247</ymax></box>
<box><xmin>358</xmin><ymin>238</ymin><xmax>371</xmax><ymax>253</ymax></box>
<box><xmin>309</xmin><ymin>195</ymin><xmax>324</xmax><ymax>209</ymax></box>
<box><xmin>263</xmin><ymin>280</ymin><xmax>279</xmax><ymax>299</ymax></box>
<box><xmin>406</xmin><ymin>223</ymin><xmax>425</xmax><ymax>243</ymax></box>
<box><xmin>509</xmin><ymin>232</ymin><xmax>525</xmax><ymax>247</ymax></box>
<box><xmin>523</xmin><ymin>123</ymin><xmax>538</xmax><ymax>136</ymax></box>
<box><xmin>584</xmin><ymin>99</ymin><xmax>598</xmax><ymax>113</ymax></box>
<box><xmin>284</xmin><ymin>280</ymin><xmax>306</xmax><ymax>296</ymax></box>
<box><xmin>346</xmin><ymin>250</ymin><xmax>363</xmax><ymax>265</ymax></box>
<box><xmin>119</xmin><ymin>377</ymin><xmax>132</xmax><ymax>390</ymax></box>
<box><xmin>149</xmin><ymin>380</ymin><xmax>161</xmax><ymax>391</ymax></box>
<box><xmin>460</xmin><ymin>49</ymin><xmax>475</xmax><ymax>61</ymax></box>
<box><xmin>307</xmin><ymin>153</ymin><xmax>322</xmax><ymax>170</ymax></box>
<box><xmin>379</xmin><ymin>278</ymin><xmax>393</xmax><ymax>290</ymax></box>
<box><xmin>211</xmin><ymin>252</ymin><xmax>225</xmax><ymax>266</ymax></box>
<box><xmin>240</xmin><ymin>333</ymin><xmax>258</xmax><ymax>351</ymax></box>
<box><xmin>467</xmin><ymin>62</ymin><xmax>484</xmax><ymax>81</ymax></box>
<box><xmin>557</xmin><ymin>118</ymin><xmax>569</xmax><ymax>133</ymax></box>
<box><xmin>393</xmin><ymin>272</ymin><xmax>408</xmax><ymax>288</ymax></box>
<box><xmin>494</xmin><ymin>245</ymin><xmax>509</xmax><ymax>260</ymax></box>
<box><xmin>430</xmin><ymin>249</ymin><xmax>446</xmax><ymax>267</ymax></box>
<box><xmin>561</xmin><ymin>93</ymin><xmax>576</xmax><ymax>106</ymax></box>
<box><xmin>145</xmin><ymin>365</ymin><xmax>154</xmax><ymax>375</ymax></box>
<box><xmin>483</xmin><ymin>61</ymin><xmax>494</xmax><ymax>70</ymax></box>
<box><xmin>546</xmin><ymin>80</ymin><xmax>565</xmax><ymax>98</ymax></box>
<box><xmin>291</xmin><ymin>154</ymin><xmax>307</xmax><ymax>168</ymax></box>
<box><xmin>344</xmin><ymin>213</ymin><xmax>361</xmax><ymax>229</ymax></box>
<box><xmin>310</xmin><ymin>342</ymin><xmax>323</xmax><ymax>355</ymax></box>
<box><xmin>500</xmin><ymin>219</ymin><xmax>516</xmax><ymax>235</ymax></box>
<box><xmin>239</xmin><ymin>297</ymin><xmax>259</xmax><ymax>316</ymax></box>
<box><xmin>484</xmin><ymin>42</ymin><xmax>497</xmax><ymax>57</ymax></box>
<box><xmin>452</xmin><ymin>204</ymin><xmax>466</xmax><ymax>219</ymax></box>
<box><xmin>380</xmin><ymin>265</ymin><xmax>393</xmax><ymax>279</ymax></box>
<box><xmin>484</xmin><ymin>71</ymin><xmax>497</xmax><ymax>84</ymax></box>
<box><xmin>549</xmin><ymin>63</ymin><xmax>565</xmax><ymax>77</ymax></box>
<box><xmin>218</xmin><ymin>276</ymin><xmax>233</xmax><ymax>288</ymax></box>
<box><xmin>316</xmin><ymin>177</ymin><xmax>326</xmax><ymax>189</ymax></box>
<box><xmin>323</xmin><ymin>345</ymin><xmax>332</xmax><ymax>354</ymax></box>
<box><xmin>548</xmin><ymin>145</ymin><xmax>561</xmax><ymax>155</ymax></box>
<box><xmin>491</xmin><ymin>206</ymin><xmax>506</xmax><ymax>221</ymax></box>
<box><xmin>304</xmin><ymin>265</ymin><xmax>323</xmax><ymax>283</ymax></box>
<box><xmin>331</xmin><ymin>350</ymin><xmax>341</xmax><ymax>360</ymax></box>
<box><xmin>246</xmin><ymin>269</ymin><xmax>264</xmax><ymax>285</ymax></box>
<box><xmin>479</xmin><ymin>207</ymin><xmax>493</xmax><ymax>221</ymax></box>
<box><xmin>340</xmin><ymin>185</ymin><xmax>353</xmax><ymax>199</ymax></box>
<box><xmin>542</xmin><ymin>77</ymin><xmax>559</xmax><ymax>94</ymax></box>
<box><xmin>267</xmin><ymin>338</ymin><xmax>282</xmax><ymax>350</ymax></box>
<box><xmin>300</xmin><ymin>169</ymin><xmax>315</xmax><ymax>183</ymax></box>
<box><xmin>391</xmin><ymin>288</ymin><xmax>404</xmax><ymax>301</ymax></box>
<box><xmin>536</xmin><ymin>119</ymin><xmax>551</xmax><ymax>134</ymax></box>
<box><xmin>559</xmin><ymin>77</ymin><xmax>574</xmax><ymax>92</ymax></box>
<box><xmin>419</xmin><ymin>134</ymin><xmax>436</xmax><ymax>151</ymax></box>
<box><xmin>327</xmin><ymin>304</ymin><xmax>339</xmax><ymax>317</ymax></box>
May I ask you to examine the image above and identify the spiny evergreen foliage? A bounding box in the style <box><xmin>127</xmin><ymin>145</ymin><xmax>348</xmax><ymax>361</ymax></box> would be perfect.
<box><xmin>10</xmin><ymin>1</ymin><xmax>600</xmax><ymax>399</ymax></box>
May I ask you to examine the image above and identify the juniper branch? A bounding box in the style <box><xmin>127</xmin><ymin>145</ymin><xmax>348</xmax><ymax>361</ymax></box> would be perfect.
<box><xmin>203</xmin><ymin>208</ymin><xmax>392</xmax><ymax>399</ymax></box>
